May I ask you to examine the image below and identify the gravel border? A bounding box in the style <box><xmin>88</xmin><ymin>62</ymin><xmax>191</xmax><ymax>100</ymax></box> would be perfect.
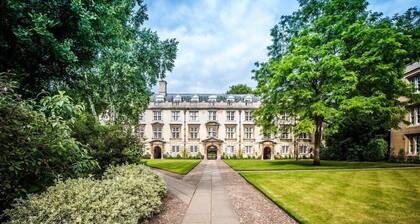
<box><xmin>217</xmin><ymin>161</ymin><xmax>298</xmax><ymax>224</ymax></box>
<box><xmin>144</xmin><ymin>192</ymin><xmax>188</xmax><ymax>224</ymax></box>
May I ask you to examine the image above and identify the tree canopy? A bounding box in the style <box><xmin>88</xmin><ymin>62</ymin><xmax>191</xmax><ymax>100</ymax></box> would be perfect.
<box><xmin>226</xmin><ymin>84</ymin><xmax>254</xmax><ymax>94</ymax></box>
<box><xmin>254</xmin><ymin>0</ymin><xmax>419</xmax><ymax>164</ymax></box>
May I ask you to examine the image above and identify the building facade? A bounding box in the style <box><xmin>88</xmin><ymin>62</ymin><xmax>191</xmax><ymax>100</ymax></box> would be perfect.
<box><xmin>390</xmin><ymin>62</ymin><xmax>420</xmax><ymax>157</ymax></box>
<box><xmin>140</xmin><ymin>81</ymin><xmax>313</xmax><ymax>160</ymax></box>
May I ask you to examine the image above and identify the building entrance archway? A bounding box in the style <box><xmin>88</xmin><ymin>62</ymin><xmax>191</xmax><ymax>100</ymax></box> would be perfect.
<box><xmin>153</xmin><ymin>146</ymin><xmax>162</xmax><ymax>159</ymax></box>
<box><xmin>207</xmin><ymin>146</ymin><xmax>218</xmax><ymax>160</ymax></box>
<box><xmin>263</xmin><ymin>147</ymin><xmax>271</xmax><ymax>160</ymax></box>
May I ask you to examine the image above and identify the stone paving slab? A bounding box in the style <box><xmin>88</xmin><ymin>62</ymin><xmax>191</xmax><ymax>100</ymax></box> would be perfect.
<box><xmin>153</xmin><ymin>169</ymin><xmax>196</xmax><ymax>204</ymax></box>
<box><xmin>182</xmin><ymin>160</ymin><xmax>240</xmax><ymax>224</ymax></box>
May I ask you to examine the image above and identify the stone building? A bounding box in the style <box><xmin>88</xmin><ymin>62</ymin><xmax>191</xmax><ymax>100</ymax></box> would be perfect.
<box><xmin>140</xmin><ymin>81</ymin><xmax>313</xmax><ymax>159</ymax></box>
<box><xmin>390</xmin><ymin>62</ymin><xmax>420</xmax><ymax>157</ymax></box>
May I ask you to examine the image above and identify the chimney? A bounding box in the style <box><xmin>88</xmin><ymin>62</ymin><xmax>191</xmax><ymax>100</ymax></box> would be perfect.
<box><xmin>159</xmin><ymin>80</ymin><xmax>167</xmax><ymax>96</ymax></box>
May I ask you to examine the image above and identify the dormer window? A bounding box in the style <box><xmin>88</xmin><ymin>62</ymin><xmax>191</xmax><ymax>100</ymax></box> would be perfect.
<box><xmin>227</xmin><ymin>95</ymin><xmax>234</xmax><ymax>105</ymax></box>
<box><xmin>173</xmin><ymin>95</ymin><xmax>181</xmax><ymax>106</ymax></box>
<box><xmin>209</xmin><ymin>95</ymin><xmax>217</xmax><ymax>105</ymax></box>
<box><xmin>191</xmin><ymin>95</ymin><xmax>199</xmax><ymax>104</ymax></box>
<box><xmin>155</xmin><ymin>94</ymin><xmax>164</xmax><ymax>104</ymax></box>
<box><xmin>244</xmin><ymin>95</ymin><xmax>252</xmax><ymax>105</ymax></box>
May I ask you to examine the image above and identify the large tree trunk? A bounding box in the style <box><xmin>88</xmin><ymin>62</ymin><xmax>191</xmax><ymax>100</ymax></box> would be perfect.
<box><xmin>313</xmin><ymin>117</ymin><xmax>323</xmax><ymax>165</ymax></box>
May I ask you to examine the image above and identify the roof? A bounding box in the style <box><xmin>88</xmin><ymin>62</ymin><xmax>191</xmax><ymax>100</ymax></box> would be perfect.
<box><xmin>150</xmin><ymin>93</ymin><xmax>260</xmax><ymax>103</ymax></box>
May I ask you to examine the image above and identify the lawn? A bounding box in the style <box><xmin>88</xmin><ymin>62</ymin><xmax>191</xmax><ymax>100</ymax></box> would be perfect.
<box><xmin>241</xmin><ymin>168</ymin><xmax>420</xmax><ymax>224</ymax></box>
<box><xmin>225</xmin><ymin>159</ymin><xmax>417</xmax><ymax>171</ymax></box>
<box><xmin>145</xmin><ymin>159</ymin><xmax>201</xmax><ymax>175</ymax></box>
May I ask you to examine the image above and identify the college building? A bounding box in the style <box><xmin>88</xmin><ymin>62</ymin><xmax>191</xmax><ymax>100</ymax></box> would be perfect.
<box><xmin>390</xmin><ymin>62</ymin><xmax>420</xmax><ymax>157</ymax></box>
<box><xmin>139</xmin><ymin>81</ymin><xmax>314</xmax><ymax>159</ymax></box>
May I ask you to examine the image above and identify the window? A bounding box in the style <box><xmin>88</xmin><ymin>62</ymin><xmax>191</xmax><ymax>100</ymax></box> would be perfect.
<box><xmin>153</xmin><ymin>127</ymin><xmax>162</xmax><ymax>139</ymax></box>
<box><xmin>172</xmin><ymin>145</ymin><xmax>180</xmax><ymax>153</ymax></box>
<box><xmin>190</xmin><ymin>127</ymin><xmax>199</xmax><ymax>139</ymax></box>
<box><xmin>190</xmin><ymin>145</ymin><xmax>199</xmax><ymax>153</ymax></box>
<box><xmin>190</xmin><ymin>111</ymin><xmax>198</xmax><ymax>121</ymax></box>
<box><xmin>410</xmin><ymin>135</ymin><xmax>420</xmax><ymax>155</ymax></box>
<box><xmin>208</xmin><ymin>127</ymin><xmax>217</xmax><ymax>138</ymax></box>
<box><xmin>281</xmin><ymin>129</ymin><xmax>289</xmax><ymax>139</ymax></box>
<box><xmin>417</xmin><ymin>107</ymin><xmax>420</xmax><ymax>125</ymax></box>
<box><xmin>410</xmin><ymin>76</ymin><xmax>420</xmax><ymax>92</ymax></box>
<box><xmin>153</xmin><ymin>111</ymin><xmax>162</xmax><ymax>121</ymax></box>
<box><xmin>226</xmin><ymin>111</ymin><xmax>235</xmax><ymax>121</ymax></box>
<box><xmin>172</xmin><ymin>111</ymin><xmax>180</xmax><ymax>121</ymax></box>
<box><xmin>244</xmin><ymin>127</ymin><xmax>253</xmax><ymax>139</ymax></box>
<box><xmin>226</xmin><ymin>127</ymin><xmax>236</xmax><ymax>139</ymax></box>
<box><xmin>299</xmin><ymin>133</ymin><xmax>309</xmax><ymax>139</ymax></box>
<box><xmin>245</xmin><ymin>111</ymin><xmax>252</xmax><ymax>121</ymax></box>
<box><xmin>299</xmin><ymin>145</ymin><xmax>308</xmax><ymax>154</ymax></box>
<box><xmin>245</xmin><ymin>146</ymin><xmax>253</xmax><ymax>154</ymax></box>
<box><xmin>226</xmin><ymin>145</ymin><xmax>235</xmax><ymax>154</ymax></box>
<box><xmin>208</xmin><ymin>111</ymin><xmax>217</xmax><ymax>121</ymax></box>
<box><xmin>171</xmin><ymin>127</ymin><xmax>180</xmax><ymax>139</ymax></box>
<box><xmin>280</xmin><ymin>113</ymin><xmax>289</xmax><ymax>121</ymax></box>
<box><xmin>138</xmin><ymin>126</ymin><xmax>145</xmax><ymax>138</ymax></box>
<box><xmin>410</xmin><ymin>107</ymin><xmax>420</xmax><ymax>125</ymax></box>
<box><xmin>281</xmin><ymin>145</ymin><xmax>289</xmax><ymax>154</ymax></box>
<box><xmin>139</xmin><ymin>113</ymin><xmax>144</xmax><ymax>121</ymax></box>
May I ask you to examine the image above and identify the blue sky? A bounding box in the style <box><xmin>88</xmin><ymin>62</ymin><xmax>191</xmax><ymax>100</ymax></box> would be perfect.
<box><xmin>145</xmin><ymin>0</ymin><xmax>419</xmax><ymax>94</ymax></box>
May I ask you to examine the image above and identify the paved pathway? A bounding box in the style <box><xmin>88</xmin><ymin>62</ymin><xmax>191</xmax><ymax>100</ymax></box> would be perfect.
<box><xmin>153</xmin><ymin>160</ymin><xmax>295</xmax><ymax>224</ymax></box>
<box><xmin>181</xmin><ymin>160</ymin><xmax>239</xmax><ymax>224</ymax></box>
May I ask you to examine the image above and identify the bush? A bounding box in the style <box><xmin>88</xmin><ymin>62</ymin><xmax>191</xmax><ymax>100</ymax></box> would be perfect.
<box><xmin>71</xmin><ymin>114</ymin><xmax>143</xmax><ymax>173</ymax></box>
<box><xmin>0</xmin><ymin>93</ymin><xmax>98</xmax><ymax>213</ymax></box>
<box><xmin>363</xmin><ymin>138</ymin><xmax>388</xmax><ymax>161</ymax></box>
<box><xmin>5</xmin><ymin>164</ymin><xmax>166</xmax><ymax>224</ymax></box>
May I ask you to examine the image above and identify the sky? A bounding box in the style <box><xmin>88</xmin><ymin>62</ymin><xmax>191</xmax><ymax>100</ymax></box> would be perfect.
<box><xmin>144</xmin><ymin>0</ymin><xmax>419</xmax><ymax>94</ymax></box>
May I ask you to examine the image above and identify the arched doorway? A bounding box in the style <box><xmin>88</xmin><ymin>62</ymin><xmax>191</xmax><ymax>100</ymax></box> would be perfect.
<box><xmin>153</xmin><ymin>146</ymin><xmax>162</xmax><ymax>159</ymax></box>
<box><xmin>263</xmin><ymin>147</ymin><xmax>271</xmax><ymax>160</ymax></box>
<box><xmin>207</xmin><ymin>146</ymin><xmax>217</xmax><ymax>160</ymax></box>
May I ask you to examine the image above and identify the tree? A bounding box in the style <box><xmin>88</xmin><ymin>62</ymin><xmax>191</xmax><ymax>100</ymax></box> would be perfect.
<box><xmin>0</xmin><ymin>0</ymin><xmax>177</xmax><ymax>123</ymax></box>
<box><xmin>226</xmin><ymin>84</ymin><xmax>254</xmax><ymax>94</ymax></box>
<box><xmin>254</xmin><ymin>0</ymin><xmax>418</xmax><ymax>165</ymax></box>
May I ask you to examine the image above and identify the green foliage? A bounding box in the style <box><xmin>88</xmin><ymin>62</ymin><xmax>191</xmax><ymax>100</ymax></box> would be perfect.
<box><xmin>0</xmin><ymin>92</ymin><xmax>98</xmax><ymax>213</ymax></box>
<box><xmin>254</xmin><ymin>0</ymin><xmax>419</xmax><ymax>164</ymax></box>
<box><xmin>363</xmin><ymin>138</ymin><xmax>388</xmax><ymax>161</ymax></box>
<box><xmin>321</xmin><ymin>138</ymin><xmax>388</xmax><ymax>161</ymax></box>
<box><xmin>5</xmin><ymin>164</ymin><xmax>166</xmax><ymax>224</ymax></box>
<box><xmin>226</xmin><ymin>84</ymin><xmax>254</xmax><ymax>94</ymax></box>
<box><xmin>70</xmin><ymin>114</ymin><xmax>143</xmax><ymax>174</ymax></box>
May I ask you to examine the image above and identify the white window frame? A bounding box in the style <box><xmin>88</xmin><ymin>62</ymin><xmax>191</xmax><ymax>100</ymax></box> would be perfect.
<box><xmin>226</xmin><ymin>145</ymin><xmax>235</xmax><ymax>154</ymax></box>
<box><xmin>153</xmin><ymin>111</ymin><xmax>162</xmax><ymax>121</ymax></box>
<box><xmin>190</xmin><ymin>111</ymin><xmax>199</xmax><ymax>121</ymax></box>
<box><xmin>245</xmin><ymin>111</ymin><xmax>252</xmax><ymax>121</ymax></box>
<box><xmin>190</xmin><ymin>127</ymin><xmax>199</xmax><ymax>139</ymax></box>
<box><xmin>153</xmin><ymin>127</ymin><xmax>162</xmax><ymax>139</ymax></box>
<box><xmin>226</xmin><ymin>111</ymin><xmax>235</xmax><ymax>121</ymax></box>
<box><xmin>172</xmin><ymin>111</ymin><xmax>180</xmax><ymax>121</ymax></box>
<box><xmin>208</xmin><ymin>111</ymin><xmax>217</xmax><ymax>121</ymax></box>
<box><xmin>190</xmin><ymin>145</ymin><xmax>199</xmax><ymax>153</ymax></box>
<box><xmin>172</xmin><ymin>145</ymin><xmax>180</xmax><ymax>153</ymax></box>
<box><xmin>244</xmin><ymin>127</ymin><xmax>253</xmax><ymax>139</ymax></box>
<box><xmin>208</xmin><ymin>127</ymin><xmax>217</xmax><ymax>138</ymax></box>
<box><xmin>245</xmin><ymin>146</ymin><xmax>253</xmax><ymax>154</ymax></box>
<box><xmin>171</xmin><ymin>127</ymin><xmax>180</xmax><ymax>139</ymax></box>
<box><xmin>226</xmin><ymin>127</ymin><xmax>236</xmax><ymax>139</ymax></box>
<box><xmin>281</xmin><ymin>145</ymin><xmax>289</xmax><ymax>154</ymax></box>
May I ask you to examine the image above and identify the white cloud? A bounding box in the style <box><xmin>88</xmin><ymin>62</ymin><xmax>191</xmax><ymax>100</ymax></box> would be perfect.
<box><xmin>145</xmin><ymin>0</ymin><xmax>418</xmax><ymax>93</ymax></box>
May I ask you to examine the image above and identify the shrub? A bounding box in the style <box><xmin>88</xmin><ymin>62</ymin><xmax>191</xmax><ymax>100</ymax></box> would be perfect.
<box><xmin>5</xmin><ymin>164</ymin><xmax>166</xmax><ymax>224</ymax></box>
<box><xmin>71</xmin><ymin>114</ymin><xmax>143</xmax><ymax>173</ymax></box>
<box><xmin>362</xmin><ymin>138</ymin><xmax>388</xmax><ymax>161</ymax></box>
<box><xmin>0</xmin><ymin>93</ymin><xmax>98</xmax><ymax>213</ymax></box>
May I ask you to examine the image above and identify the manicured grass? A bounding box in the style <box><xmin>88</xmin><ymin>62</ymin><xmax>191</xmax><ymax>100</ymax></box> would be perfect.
<box><xmin>145</xmin><ymin>159</ymin><xmax>201</xmax><ymax>175</ymax></box>
<box><xmin>224</xmin><ymin>159</ymin><xmax>418</xmax><ymax>171</ymax></box>
<box><xmin>241</xmin><ymin>168</ymin><xmax>420</xmax><ymax>224</ymax></box>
